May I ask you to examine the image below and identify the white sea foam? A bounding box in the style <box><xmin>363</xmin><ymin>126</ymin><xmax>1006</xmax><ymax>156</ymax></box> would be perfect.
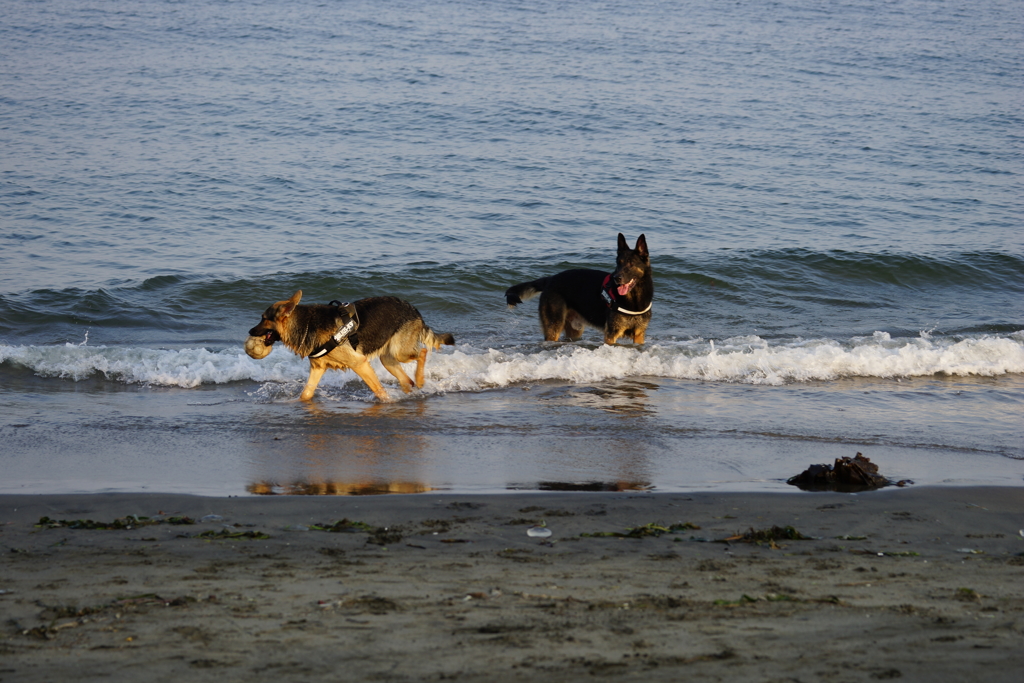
<box><xmin>0</xmin><ymin>342</ymin><xmax>307</xmax><ymax>388</ymax></box>
<box><xmin>2</xmin><ymin>331</ymin><xmax>1023</xmax><ymax>391</ymax></box>
<box><xmin>428</xmin><ymin>332</ymin><xmax>1024</xmax><ymax>390</ymax></box>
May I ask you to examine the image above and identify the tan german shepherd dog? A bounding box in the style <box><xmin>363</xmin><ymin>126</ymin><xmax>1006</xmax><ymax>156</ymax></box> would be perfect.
<box><xmin>505</xmin><ymin>234</ymin><xmax>653</xmax><ymax>344</ymax></box>
<box><xmin>246</xmin><ymin>291</ymin><xmax>454</xmax><ymax>401</ymax></box>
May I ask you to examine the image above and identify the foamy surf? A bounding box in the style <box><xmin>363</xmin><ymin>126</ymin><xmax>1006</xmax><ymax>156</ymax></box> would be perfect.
<box><xmin>0</xmin><ymin>342</ymin><xmax>304</xmax><ymax>388</ymax></box>
<box><xmin>427</xmin><ymin>332</ymin><xmax>1024</xmax><ymax>391</ymax></box>
<box><xmin>2</xmin><ymin>330</ymin><xmax>1023</xmax><ymax>394</ymax></box>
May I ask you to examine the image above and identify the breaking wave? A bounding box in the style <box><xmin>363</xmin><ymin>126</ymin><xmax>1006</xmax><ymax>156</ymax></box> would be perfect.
<box><xmin>3</xmin><ymin>331</ymin><xmax>1023</xmax><ymax>396</ymax></box>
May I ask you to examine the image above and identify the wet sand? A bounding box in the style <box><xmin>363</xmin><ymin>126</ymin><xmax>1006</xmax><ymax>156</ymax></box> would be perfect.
<box><xmin>2</xmin><ymin>487</ymin><xmax>1023</xmax><ymax>682</ymax></box>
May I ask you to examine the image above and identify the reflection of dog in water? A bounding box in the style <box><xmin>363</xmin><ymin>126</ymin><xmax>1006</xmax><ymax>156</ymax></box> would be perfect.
<box><xmin>247</xmin><ymin>481</ymin><xmax>433</xmax><ymax>496</ymax></box>
<box><xmin>505</xmin><ymin>233</ymin><xmax>653</xmax><ymax>344</ymax></box>
<box><xmin>246</xmin><ymin>291</ymin><xmax>454</xmax><ymax>401</ymax></box>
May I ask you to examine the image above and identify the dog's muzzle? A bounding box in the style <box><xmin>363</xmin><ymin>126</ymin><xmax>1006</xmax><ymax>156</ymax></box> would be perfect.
<box><xmin>248</xmin><ymin>326</ymin><xmax>280</xmax><ymax>345</ymax></box>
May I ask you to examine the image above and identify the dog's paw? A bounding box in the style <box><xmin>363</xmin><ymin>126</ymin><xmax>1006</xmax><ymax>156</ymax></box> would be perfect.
<box><xmin>244</xmin><ymin>335</ymin><xmax>273</xmax><ymax>359</ymax></box>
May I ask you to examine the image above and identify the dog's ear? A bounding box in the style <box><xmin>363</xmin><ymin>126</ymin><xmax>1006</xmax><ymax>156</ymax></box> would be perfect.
<box><xmin>279</xmin><ymin>290</ymin><xmax>302</xmax><ymax>318</ymax></box>
<box><xmin>635</xmin><ymin>234</ymin><xmax>649</xmax><ymax>259</ymax></box>
<box><xmin>617</xmin><ymin>233</ymin><xmax>629</xmax><ymax>253</ymax></box>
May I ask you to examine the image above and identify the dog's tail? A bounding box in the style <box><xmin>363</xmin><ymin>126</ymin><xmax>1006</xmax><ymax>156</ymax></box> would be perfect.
<box><xmin>420</xmin><ymin>326</ymin><xmax>455</xmax><ymax>350</ymax></box>
<box><xmin>505</xmin><ymin>277</ymin><xmax>551</xmax><ymax>308</ymax></box>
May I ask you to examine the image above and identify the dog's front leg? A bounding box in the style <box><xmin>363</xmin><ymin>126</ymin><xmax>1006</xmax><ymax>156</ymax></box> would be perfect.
<box><xmin>300</xmin><ymin>362</ymin><xmax>328</xmax><ymax>401</ymax></box>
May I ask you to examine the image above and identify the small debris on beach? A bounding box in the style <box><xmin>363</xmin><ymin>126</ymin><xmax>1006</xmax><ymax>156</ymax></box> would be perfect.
<box><xmin>310</xmin><ymin>519</ymin><xmax>450</xmax><ymax>545</ymax></box>
<box><xmin>718</xmin><ymin>526</ymin><xmax>812</xmax><ymax>549</ymax></box>
<box><xmin>955</xmin><ymin>587</ymin><xmax>982</xmax><ymax>602</ymax></box>
<box><xmin>366</xmin><ymin>526</ymin><xmax>405</xmax><ymax>546</ymax></box>
<box><xmin>189</xmin><ymin>529</ymin><xmax>271</xmax><ymax>540</ymax></box>
<box><xmin>580</xmin><ymin>522</ymin><xmax>701</xmax><ymax>539</ymax></box>
<box><xmin>35</xmin><ymin>515</ymin><xmax>195</xmax><ymax>530</ymax></box>
<box><xmin>713</xmin><ymin>593</ymin><xmax>800</xmax><ymax>606</ymax></box>
<box><xmin>308</xmin><ymin>519</ymin><xmax>374</xmax><ymax>533</ymax></box>
<box><xmin>787</xmin><ymin>453</ymin><xmax>911</xmax><ymax>492</ymax></box>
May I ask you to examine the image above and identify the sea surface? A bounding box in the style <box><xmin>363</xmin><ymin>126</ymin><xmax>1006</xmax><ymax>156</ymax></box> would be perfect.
<box><xmin>2</xmin><ymin>0</ymin><xmax>1022</xmax><ymax>496</ymax></box>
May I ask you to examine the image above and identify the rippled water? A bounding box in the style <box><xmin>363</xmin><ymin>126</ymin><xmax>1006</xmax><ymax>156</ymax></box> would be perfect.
<box><xmin>1</xmin><ymin>0</ymin><xmax>1022</xmax><ymax>494</ymax></box>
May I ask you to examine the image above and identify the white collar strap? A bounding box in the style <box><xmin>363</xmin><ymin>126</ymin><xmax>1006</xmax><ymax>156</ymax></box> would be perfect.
<box><xmin>616</xmin><ymin>302</ymin><xmax>652</xmax><ymax>316</ymax></box>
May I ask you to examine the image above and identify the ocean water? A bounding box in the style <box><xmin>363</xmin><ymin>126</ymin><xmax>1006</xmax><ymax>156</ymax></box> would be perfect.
<box><xmin>2</xmin><ymin>0</ymin><xmax>1022</xmax><ymax>495</ymax></box>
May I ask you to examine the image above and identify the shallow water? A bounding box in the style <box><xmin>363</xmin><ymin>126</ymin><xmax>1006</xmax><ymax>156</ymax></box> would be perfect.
<box><xmin>1</xmin><ymin>0</ymin><xmax>1022</xmax><ymax>494</ymax></box>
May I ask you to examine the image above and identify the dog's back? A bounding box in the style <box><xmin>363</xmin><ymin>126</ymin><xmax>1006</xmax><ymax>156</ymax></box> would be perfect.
<box><xmin>507</xmin><ymin>268</ymin><xmax>610</xmax><ymax>329</ymax></box>
<box><xmin>351</xmin><ymin>297</ymin><xmax>428</xmax><ymax>358</ymax></box>
<box><xmin>353</xmin><ymin>297</ymin><xmax>455</xmax><ymax>360</ymax></box>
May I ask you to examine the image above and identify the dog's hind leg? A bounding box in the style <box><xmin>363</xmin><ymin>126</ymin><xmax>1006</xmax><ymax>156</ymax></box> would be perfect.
<box><xmin>538</xmin><ymin>292</ymin><xmax>567</xmax><ymax>342</ymax></box>
<box><xmin>380</xmin><ymin>354</ymin><xmax>416</xmax><ymax>394</ymax></box>
<box><xmin>565</xmin><ymin>311</ymin><xmax>586</xmax><ymax>342</ymax></box>
<box><xmin>414</xmin><ymin>347</ymin><xmax>428</xmax><ymax>388</ymax></box>
<box><xmin>351</xmin><ymin>361</ymin><xmax>391</xmax><ymax>401</ymax></box>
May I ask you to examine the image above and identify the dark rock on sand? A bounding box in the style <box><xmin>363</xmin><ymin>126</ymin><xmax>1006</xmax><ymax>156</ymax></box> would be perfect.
<box><xmin>787</xmin><ymin>453</ymin><xmax>910</xmax><ymax>492</ymax></box>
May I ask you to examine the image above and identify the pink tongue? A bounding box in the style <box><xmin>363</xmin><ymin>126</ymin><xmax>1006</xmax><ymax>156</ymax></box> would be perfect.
<box><xmin>617</xmin><ymin>281</ymin><xmax>634</xmax><ymax>296</ymax></box>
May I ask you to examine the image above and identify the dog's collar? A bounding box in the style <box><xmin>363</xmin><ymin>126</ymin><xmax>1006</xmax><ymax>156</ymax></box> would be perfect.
<box><xmin>615</xmin><ymin>301</ymin><xmax>653</xmax><ymax>315</ymax></box>
<box><xmin>308</xmin><ymin>301</ymin><xmax>359</xmax><ymax>359</ymax></box>
<box><xmin>601</xmin><ymin>275</ymin><xmax>652</xmax><ymax>316</ymax></box>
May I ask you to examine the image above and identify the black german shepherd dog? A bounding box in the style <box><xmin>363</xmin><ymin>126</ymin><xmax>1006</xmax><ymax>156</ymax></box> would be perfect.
<box><xmin>505</xmin><ymin>234</ymin><xmax>653</xmax><ymax>344</ymax></box>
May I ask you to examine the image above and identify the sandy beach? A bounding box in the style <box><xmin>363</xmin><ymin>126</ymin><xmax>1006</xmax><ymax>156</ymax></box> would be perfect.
<box><xmin>2</xmin><ymin>487</ymin><xmax>1022</xmax><ymax>682</ymax></box>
